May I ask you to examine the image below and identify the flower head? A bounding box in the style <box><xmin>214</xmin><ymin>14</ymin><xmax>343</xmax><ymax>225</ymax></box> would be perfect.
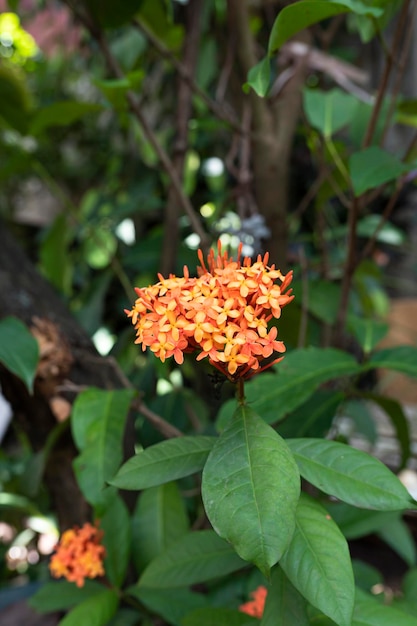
<box><xmin>126</xmin><ymin>240</ymin><xmax>294</xmax><ymax>381</ymax></box>
<box><xmin>239</xmin><ymin>585</ymin><xmax>268</xmax><ymax>618</ymax></box>
<box><xmin>49</xmin><ymin>522</ymin><xmax>106</xmax><ymax>588</ymax></box>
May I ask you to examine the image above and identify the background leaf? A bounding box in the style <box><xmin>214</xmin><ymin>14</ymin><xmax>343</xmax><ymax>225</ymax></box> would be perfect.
<box><xmin>280</xmin><ymin>494</ymin><xmax>354</xmax><ymax>626</ymax></box>
<box><xmin>28</xmin><ymin>580</ymin><xmax>104</xmax><ymax>613</ymax></box>
<box><xmin>71</xmin><ymin>388</ymin><xmax>134</xmax><ymax>507</ymax></box>
<box><xmin>202</xmin><ymin>405</ymin><xmax>300</xmax><ymax>577</ymax></box>
<box><xmin>365</xmin><ymin>346</ymin><xmax>417</xmax><ymax>377</ymax></box>
<box><xmin>261</xmin><ymin>566</ymin><xmax>309</xmax><ymax>626</ymax></box>
<box><xmin>100</xmin><ymin>494</ymin><xmax>131</xmax><ymax>587</ymax></box>
<box><xmin>244</xmin><ymin>57</ymin><xmax>271</xmax><ymax>97</ymax></box>
<box><xmin>349</xmin><ymin>147</ymin><xmax>410</xmax><ymax>196</ymax></box>
<box><xmin>303</xmin><ymin>88</ymin><xmax>358</xmax><ymax>137</ymax></box>
<box><xmin>138</xmin><ymin>530</ymin><xmax>245</xmax><ymax>588</ymax></box>
<box><xmin>353</xmin><ymin>594</ymin><xmax>417</xmax><ymax>626</ymax></box>
<box><xmin>182</xmin><ymin>607</ymin><xmax>257</xmax><ymax>626</ymax></box>
<box><xmin>287</xmin><ymin>438</ymin><xmax>413</xmax><ymax>510</ymax></box>
<box><xmin>0</xmin><ymin>316</ymin><xmax>39</xmax><ymax>392</ymax></box>
<box><xmin>245</xmin><ymin>348</ymin><xmax>359</xmax><ymax>425</ymax></box>
<box><xmin>133</xmin><ymin>587</ymin><xmax>207</xmax><ymax>626</ymax></box>
<box><xmin>59</xmin><ymin>589</ymin><xmax>119</xmax><ymax>626</ymax></box>
<box><xmin>131</xmin><ymin>481</ymin><xmax>189</xmax><ymax>572</ymax></box>
<box><xmin>111</xmin><ymin>436</ymin><xmax>215</xmax><ymax>490</ymax></box>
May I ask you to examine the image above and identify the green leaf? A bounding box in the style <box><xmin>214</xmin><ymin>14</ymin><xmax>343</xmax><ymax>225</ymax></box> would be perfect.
<box><xmin>138</xmin><ymin>530</ymin><xmax>245</xmax><ymax>588</ymax></box>
<box><xmin>0</xmin><ymin>316</ymin><xmax>39</xmax><ymax>392</ymax></box>
<box><xmin>278</xmin><ymin>390</ymin><xmax>343</xmax><ymax>439</ymax></box>
<box><xmin>325</xmin><ymin>502</ymin><xmax>399</xmax><ymax>539</ymax></box>
<box><xmin>71</xmin><ymin>388</ymin><xmax>134</xmax><ymax>506</ymax></box>
<box><xmin>353</xmin><ymin>595</ymin><xmax>417</xmax><ymax>626</ymax></box>
<box><xmin>28</xmin><ymin>580</ymin><xmax>104</xmax><ymax>613</ymax></box>
<box><xmin>356</xmin><ymin>215</ymin><xmax>405</xmax><ymax>245</ymax></box>
<box><xmin>39</xmin><ymin>213</ymin><xmax>73</xmax><ymax>295</ymax></box>
<box><xmin>349</xmin><ymin>147</ymin><xmax>411</xmax><ymax>196</ymax></box>
<box><xmin>59</xmin><ymin>589</ymin><xmax>119</xmax><ymax>626</ymax></box>
<box><xmin>244</xmin><ymin>57</ymin><xmax>271</xmax><ymax>97</ymax></box>
<box><xmin>303</xmin><ymin>88</ymin><xmax>358</xmax><ymax>137</ymax></box>
<box><xmin>84</xmin><ymin>0</ymin><xmax>145</xmax><ymax>28</ymax></box>
<box><xmin>100</xmin><ymin>495</ymin><xmax>131</xmax><ymax>587</ymax></box>
<box><xmin>111</xmin><ymin>436</ymin><xmax>216</xmax><ymax>490</ymax></box>
<box><xmin>30</xmin><ymin>101</ymin><xmax>103</xmax><ymax>135</ymax></box>
<box><xmin>269</xmin><ymin>0</ymin><xmax>383</xmax><ymax>52</ymax></box>
<box><xmin>365</xmin><ymin>346</ymin><xmax>417</xmax><ymax>377</ymax></box>
<box><xmin>132</xmin><ymin>482</ymin><xmax>189</xmax><ymax>572</ymax></box>
<box><xmin>280</xmin><ymin>494</ymin><xmax>354</xmax><ymax>626</ymax></box>
<box><xmin>377</xmin><ymin>516</ymin><xmax>416</xmax><ymax>567</ymax></box>
<box><xmin>366</xmin><ymin>394</ymin><xmax>411</xmax><ymax>469</ymax></box>
<box><xmin>202</xmin><ymin>405</ymin><xmax>300</xmax><ymax>577</ymax></box>
<box><xmin>133</xmin><ymin>587</ymin><xmax>207</xmax><ymax>626</ymax></box>
<box><xmin>182</xmin><ymin>607</ymin><xmax>257</xmax><ymax>626</ymax></box>
<box><xmin>287</xmin><ymin>438</ymin><xmax>413</xmax><ymax>510</ymax></box>
<box><xmin>269</xmin><ymin>2</ymin><xmax>348</xmax><ymax>52</ymax></box>
<box><xmin>261</xmin><ymin>566</ymin><xmax>309</xmax><ymax>626</ymax></box>
<box><xmin>245</xmin><ymin>348</ymin><xmax>360</xmax><ymax>424</ymax></box>
<box><xmin>347</xmin><ymin>315</ymin><xmax>389</xmax><ymax>354</ymax></box>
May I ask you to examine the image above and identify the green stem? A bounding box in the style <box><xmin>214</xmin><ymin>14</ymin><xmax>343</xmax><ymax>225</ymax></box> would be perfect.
<box><xmin>236</xmin><ymin>378</ymin><xmax>245</xmax><ymax>404</ymax></box>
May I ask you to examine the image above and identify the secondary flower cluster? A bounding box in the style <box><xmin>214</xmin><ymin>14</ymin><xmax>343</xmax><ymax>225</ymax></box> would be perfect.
<box><xmin>49</xmin><ymin>522</ymin><xmax>106</xmax><ymax>588</ymax></box>
<box><xmin>126</xmin><ymin>241</ymin><xmax>294</xmax><ymax>381</ymax></box>
<box><xmin>239</xmin><ymin>585</ymin><xmax>268</xmax><ymax>617</ymax></box>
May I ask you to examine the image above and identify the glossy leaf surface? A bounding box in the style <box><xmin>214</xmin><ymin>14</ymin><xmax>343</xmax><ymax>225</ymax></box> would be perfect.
<box><xmin>202</xmin><ymin>405</ymin><xmax>300</xmax><ymax>577</ymax></box>
<box><xmin>287</xmin><ymin>438</ymin><xmax>413</xmax><ymax>510</ymax></box>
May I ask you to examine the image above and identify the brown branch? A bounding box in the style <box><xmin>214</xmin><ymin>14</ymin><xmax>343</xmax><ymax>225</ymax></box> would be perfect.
<box><xmin>161</xmin><ymin>0</ymin><xmax>204</xmax><ymax>275</ymax></box>
<box><xmin>133</xmin><ymin>399</ymin><xmax>184</xmax><ymax>439</ymax></box>
<box><xmin>133</xmin><ymin>17</ymin><xmax>243</xmax><ymax>136</ymax></box>
<box><xmin>363</xmin><ymin>0</ymin><xmax>411</xmax><ymax>148</ymax></box>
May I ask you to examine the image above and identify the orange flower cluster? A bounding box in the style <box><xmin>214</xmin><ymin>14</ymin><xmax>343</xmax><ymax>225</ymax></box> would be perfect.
<box><xmin>239</xmin><ymin>585</ymin><xmax>268</xmax><ymax>618</ymax></box>
<box><xmin>126</xmin><ymin>241</ymin><xmax>294</xmax><ymax>381</ymax></box>
<box><xmin>49</xmin><ymin>522</ymin><xmax>106</xmax><ymax>588</ymax></box>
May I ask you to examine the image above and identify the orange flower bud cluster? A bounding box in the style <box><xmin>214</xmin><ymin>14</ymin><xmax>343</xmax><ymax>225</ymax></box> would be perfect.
<box><xmin>49</xmin><ymin>522</ymin><xmax>106</xmax><ymax>588</ymax></box>
<box><xmin>126</xmin><ymin>241</ymin><xmax>294</xmax><ymax>381</ymax></box>
<box><xmin>239</xmin><ymin>585</ymin><xmax>268</xmax><ymax>617</ymax></box>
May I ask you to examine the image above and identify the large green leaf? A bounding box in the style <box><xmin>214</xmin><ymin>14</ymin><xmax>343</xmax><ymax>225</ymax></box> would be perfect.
<box><xmin>245</xmin><ymin>348</ymin><xmax>359</xmax><ymax>424</ymax></box>
<box><xmin>131</xmin><ymin>482</ymin><xmax>189</xmax><ymax>572</ymax></box>
<box><xmin>202</xmin><ymin>405</ymin><xmax>300</xmax><ymax>577</ymax></box>
<box><xmin>111</xmin><ymin>436</ymin><xmax>216</xmax><ymax>490</ymax></box>
<box><xmin>303</xmin><ymin>88</ymin><xmax>358</xmax><ymax>137</ymax></box>
<box><xmin>353</xmin><ymin>595</ymin><xmax>417</xmax><ymax>626</ymax></box>
<box><xmin>277</xmin><ymin>390</ymin><xmax>344</xmax><ymax>439</ymax></box>
<box><xmin>261</xmin><ymin>566</ymin><xmax>309</xmax><ymax>626</ymax></box>
<box><xmin>100</xmin><ymin>495</ymin><xmax>131</xmax><ymax>587</ymax></box>
<box><xmin>133</xmin><ymin>587</ymin><xmax>207</xmax><ymax>626</ymax></box>
<box><xmin>268</xmin><ymin>0</ymin><xmax>381</xmax><ymax>52</ymax></box>
<box><xmin>287</xmin><ymin>439</ymin><xmax>413</xmax><ymax>510</ymax></box>
<box><xmin>366</xmin><ymin>394</ymin><xmax>411</xmax><ymax>469</ymax></box>
<box><xmin>377</xmin><ymin>516</ymin><xmax>416</xmax><ymax>567</ymax></box>
<box><xmin>59</xmin><ymin>589</ymin><xmax>119</xmax><ymax>626</ymax></box>
<box><xmin>365</xmin><ymin>346</ymin><xmax>417</xmax><ymax>377</ymax></box>
<box><xmin>138</xmin><ymin>530</ymin><xmax>245</xmax><ymax>588</ymax></box>
<box><xmin>325</xmin><ymin>502</ymin><xmax>399</xmax><ymax>540</ymax></box>
<box><xmin>28</xmin><ymin>580</ymin><xmax>104</xmax><ymax>613</ymax></box>
<box><xmin>280</xmin><ymin>494</ymin><xmax>354</xmax><ymax>626</ymax></box>
<box><xmin>349</xmin><ymin>147</ymin><xmax>411</xmax><ymax>196</ymax></box>
<box><xmin>182</xmin><ymin>608</ymin><xmax>257</xmax><ymax>626</ymax></box>
<box><xmin>0</xmin><ymin>316</ymin><xmax>39</xmax><ymax>392</ymax></box>
<box><xmin>71</xmin><ymin>388</ymin><xmax>134</xmax><ymax>506</ymax></box>
<box><xmin>30</xmin><ymin>101</ymin><xmax>103</xmax><ymax>135</ymax></box>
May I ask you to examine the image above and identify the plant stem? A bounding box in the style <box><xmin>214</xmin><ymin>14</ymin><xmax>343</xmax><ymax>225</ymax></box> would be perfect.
<box><xmin>236</xmin><ymin>378</ymin><xmax>245</xmax><ymax>404</ymax></box>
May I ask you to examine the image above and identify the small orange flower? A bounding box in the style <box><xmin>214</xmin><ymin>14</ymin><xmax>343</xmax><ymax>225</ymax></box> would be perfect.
<box><xmin>49</xmin><ymin>522</ymin><xmax>106</xmax><ymax>588</ymax></box>
<box><xmin>239</xmin><ymin>585</ymin><xmax>268</xmax><ymax>618</ymax></box>
<box><xmin>126</xmin><ymin>240</ymin><xmax>294</xmax><ymax>381</ymax></box>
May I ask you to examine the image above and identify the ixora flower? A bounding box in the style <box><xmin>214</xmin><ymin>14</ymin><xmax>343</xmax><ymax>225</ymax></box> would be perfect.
<box><xmin>126</xmin><ymin>241</ymin><xmax>294</xmax><ymax>381</ymax></box>
<box><xmin>239</xmin><ymin>585</ymin><xmax>268</xmax><ymax>618</ymax></box>
<box><xmin>49</xmin><ymin>522</ymin><xmax>106</xmax><ymax>588</ymax></box>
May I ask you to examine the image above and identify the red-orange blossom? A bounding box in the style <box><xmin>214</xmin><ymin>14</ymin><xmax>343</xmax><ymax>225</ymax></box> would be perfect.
<box><xmin>126</xmin><ymin>241</ymin><xmax>294</xmax><ymax>381</ymax></box>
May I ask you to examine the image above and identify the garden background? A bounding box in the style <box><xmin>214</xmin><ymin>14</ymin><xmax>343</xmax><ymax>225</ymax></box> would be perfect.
<box><xmin>2</xmin><ymin>0</ymin><xmax>417</xmax><ymax>625</ymax></box>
